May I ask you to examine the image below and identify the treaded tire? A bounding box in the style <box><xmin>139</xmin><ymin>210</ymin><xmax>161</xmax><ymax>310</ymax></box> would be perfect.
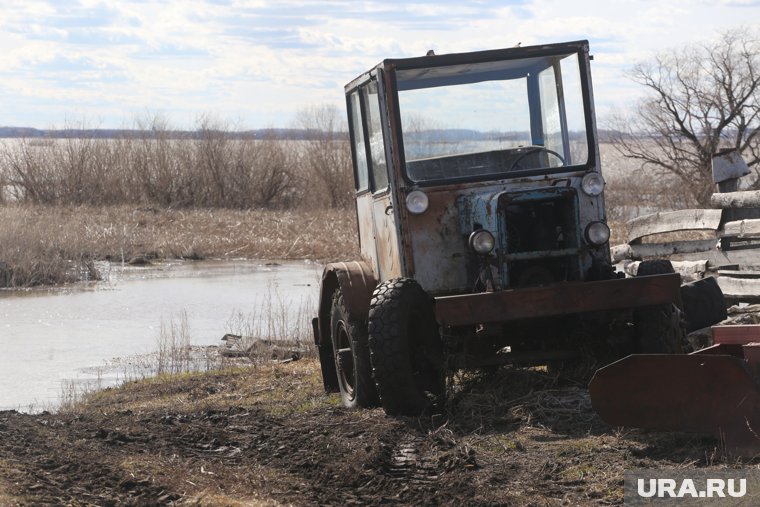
<box><xmin>318</xmin><ymin>343</ymin><xmax>339</xmax><ymax>393</ymax></box>
<box><xmin>680</xmin><ymin>277</ymin><xmax>727</xmax><ymax>333</ymax></box>
<box><xmin>368</xmin><ymin>278</ymin><xmax>444</xmax><ymax>416</ymax></box>
<box><xmin>330</xmin><ymin>289</ymin><xmax>379</xmax><ymax>408</ymax></box>
<box><xmin>633</xmin><ymin>260</ymin><xmax>684</xmax><ymax>354</ymax></box>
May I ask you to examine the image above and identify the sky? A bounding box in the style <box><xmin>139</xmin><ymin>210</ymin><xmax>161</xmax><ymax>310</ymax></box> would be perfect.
<box><xmin>0</xmin><ymin>0</ymin><xmax>758</xmax><ymax>130</ymax></box>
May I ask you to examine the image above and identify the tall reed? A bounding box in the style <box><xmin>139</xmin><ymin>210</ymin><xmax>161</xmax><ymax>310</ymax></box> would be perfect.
<box><xmin>0</xmin><ymin>112</ymin><xmax>353</xmax><ymax>211</ymax></box>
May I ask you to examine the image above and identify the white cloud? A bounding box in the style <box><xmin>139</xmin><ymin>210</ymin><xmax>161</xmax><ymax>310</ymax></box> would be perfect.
<box><xmin>0</xmin><ymin>0</ymin><xmax>757</xmax><ymax>128</ymax></box>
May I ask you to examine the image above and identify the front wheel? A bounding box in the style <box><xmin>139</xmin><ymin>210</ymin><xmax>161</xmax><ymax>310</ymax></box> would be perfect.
<box><xmin>330</xmin><ymin>289</ymin><xmax>378</xmax><ymax>408</ymax></box>
<box><xmin>368</xmin><ymin>278</ymin><xmax>444</xmax><ymax>416</ymax></box>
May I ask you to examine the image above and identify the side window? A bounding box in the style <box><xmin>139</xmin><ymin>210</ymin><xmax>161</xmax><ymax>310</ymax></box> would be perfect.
<box><xmin>348</xmin><ymin>90</ymin><xmax>369</xmax><ymax>191</ymax></box>
<box><xmin>363</xmin><ymin>81</ymin><xmax>389</xmax><ymax>191</ymax></box>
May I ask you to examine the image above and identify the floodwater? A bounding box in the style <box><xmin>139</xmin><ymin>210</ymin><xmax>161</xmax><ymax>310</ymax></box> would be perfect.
<box><xmin>0</xmin><ymin>260</ymin><xmax>321</xmax><ymax>411</ymax></box>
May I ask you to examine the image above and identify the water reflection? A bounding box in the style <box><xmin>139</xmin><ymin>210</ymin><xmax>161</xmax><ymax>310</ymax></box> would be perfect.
<box><xmin>0</xmin><ymin>260</ymin><xmax>321</xmax><ymax>411</ymax></box>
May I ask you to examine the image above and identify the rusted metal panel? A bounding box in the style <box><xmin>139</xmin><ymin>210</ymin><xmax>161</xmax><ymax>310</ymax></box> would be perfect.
<box><xmin>356</xmin><ymin>193</ymin><xmax>378</xmax><ymax>275</ymax></box>
<box><xmin>324</xmin><ymin>261</ymin><xmax>377</xmax><ymax>318</ymax></box>
<box><xmin>627</xmin><ymin>209</ymin><xmax>722</xmax><ymax>244</ymax></box>
<box><xmin>435</xmin><ymin>273</ymin><xmax>681</xmax><ymax>326</ymax></box>
<box><xmin>590</xmin><ymin>354</ymin><xmax>760</xmax><ymax>455</ymax></box>
<box><xmin>407</xmin><ymin>187</ymin><xmax>470</xmax><ymax>293</ymax></box>
<box><xmin>372</xmin><ymin>192</ymin><xmax>402</xmax><ymax>281</ymax></box>
<box><xmin>712</xmin><ymin>324</ymin><xmax>760</xmax><ymax>345</ymax></box>
<box><xmin>743</xmin><ymin>343</ymin><xmax>760</xmax><ymax>378</ymax></box>
<box><xmin>591</xmin><ymin>328</ymin><xmax>760</xmax><ymax>455</ymax></box>
<box><xmin>316</xmin><ymin>261</ymin><xmax>377</xmax><ymax>345</ymax></box>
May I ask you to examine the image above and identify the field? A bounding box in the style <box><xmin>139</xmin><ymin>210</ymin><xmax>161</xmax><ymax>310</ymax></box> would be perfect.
<box><xmin>0</xmin><ymin>205</ymin><xmax>359</xmax><ymax>286</ymax></box>
<box><xmin>0</xmin><ymin>358</ymin><xmax>748</xmax><ymax>506</ymax></box>
<box><xmin>2</xmin><ymin>138</ymin><xmax>757</xmax><ymax>505</ymax></box>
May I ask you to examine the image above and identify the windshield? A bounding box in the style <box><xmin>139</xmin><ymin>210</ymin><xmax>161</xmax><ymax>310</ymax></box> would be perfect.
<box><xmin>397</xmin><ymin>52</ymin><xmax>589</xmax><ymax>183</ymax></box>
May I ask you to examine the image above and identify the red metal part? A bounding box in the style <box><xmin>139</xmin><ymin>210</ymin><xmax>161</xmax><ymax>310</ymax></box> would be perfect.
<box><xmin>589</xmin><ymin>325</ymin><xmax>760</xmax><ymax>456</ymax></box>
<box><xmin>713</xmin><ymin>324</ymin><xmax>760</xmax><ymax>344</ymax></box>
<box><xmin>435</xmin><ymin>273</ymin><xmax>681</xmax><ymax>327</ymax></box>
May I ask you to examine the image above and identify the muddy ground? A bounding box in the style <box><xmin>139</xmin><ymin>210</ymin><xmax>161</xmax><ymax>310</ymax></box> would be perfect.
<box><xmin>1</xmin><ymin>357</ymin><xmax>757</xmax><ymax>506</ymax></box>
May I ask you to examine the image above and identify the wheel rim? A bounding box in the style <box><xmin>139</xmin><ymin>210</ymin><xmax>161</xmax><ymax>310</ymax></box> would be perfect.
<box><xmin>334</xmin><ymin>320</ymin><xmax>356</xmax><ymax>400</ymax></box>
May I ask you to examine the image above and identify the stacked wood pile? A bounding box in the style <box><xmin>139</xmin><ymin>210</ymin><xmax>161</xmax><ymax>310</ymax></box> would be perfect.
<box><xmin>611</xmin><ymin>151</ymin><xmax>760</xmax><ymax>301</ymax></box>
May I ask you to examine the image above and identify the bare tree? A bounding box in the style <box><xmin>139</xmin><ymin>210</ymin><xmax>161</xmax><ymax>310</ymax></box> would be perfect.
<box><xmin>608</xmin><ymin>28</ymin><xmax>760</xmax><ymax>207</ymax></box>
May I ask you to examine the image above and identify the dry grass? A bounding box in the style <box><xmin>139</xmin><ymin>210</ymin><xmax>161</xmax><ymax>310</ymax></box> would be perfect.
<box><xmin>0</xmin><ymin>204</ymin><xmax>358</xmax><ymax>287</ymax></box>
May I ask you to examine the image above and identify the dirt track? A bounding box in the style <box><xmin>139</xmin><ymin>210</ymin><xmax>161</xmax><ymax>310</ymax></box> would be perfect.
<box><xmin>0</xmin><ymin>360</ymin><xmax>754</xmax><ymax>506</ymax></box>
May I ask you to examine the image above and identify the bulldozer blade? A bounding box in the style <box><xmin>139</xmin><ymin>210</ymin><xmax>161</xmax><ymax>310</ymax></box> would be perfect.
<box><xmin>590</xmin><ymin>354</ymin><xmax>760</xmax><ymax>455</ymax></box>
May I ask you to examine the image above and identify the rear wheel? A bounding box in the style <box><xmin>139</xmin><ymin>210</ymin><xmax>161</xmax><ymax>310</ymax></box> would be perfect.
<box><xmin>368</xmin><ymin>278</ymin><xmax>444</xmax><ymax>416</ymax></box>
<box><xmin>633</xmin><ymin>260</ymin><xmax>685</xmax><ymax>354</ymax></box>
<box><xmin>330</xmin><ymin>289</ymin><xmax>378</xmax><ymax>408</ymax></box>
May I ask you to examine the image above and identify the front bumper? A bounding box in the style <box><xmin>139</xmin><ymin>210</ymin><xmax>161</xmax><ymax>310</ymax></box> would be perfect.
<box><xmin>434</xmin><ymin>273</ymin><xmax>681</xmax><ymax>327</ymax></box>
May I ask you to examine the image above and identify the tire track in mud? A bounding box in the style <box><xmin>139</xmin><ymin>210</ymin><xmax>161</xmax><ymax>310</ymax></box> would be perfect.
<box><xmin>1</xmin><ymin>403</ymin><xmax>488</xmax><ymax>506</ymax></box>
<box><xmin>0</xmin><ymin>411</ymin><xmax>180</xmax><ymax>506</ymax></box>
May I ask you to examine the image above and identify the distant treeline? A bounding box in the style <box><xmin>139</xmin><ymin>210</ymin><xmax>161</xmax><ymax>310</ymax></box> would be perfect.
<box><xmin>0</xmin><ymin>126</ymin><xmax>609</xmax><ymax>142</ymax></box>
<box><xmin>0</xmin><ymin>126</ymin><xmax>342</xmax><ymax>141</ymax></box>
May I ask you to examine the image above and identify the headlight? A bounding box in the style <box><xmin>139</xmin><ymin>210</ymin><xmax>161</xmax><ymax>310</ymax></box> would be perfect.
<box><xmin>581</xmin><ymin>172</ymin><xmax>605</xmax><ymax>196</ymax></box>
<box><xmin>585</xmin><ymin>221</ymin><xmax>610</xmax><ymax>246</ymax></box>
<box><xmin>405</xmin><ymin>190</ymin><xmax>429</xmax><ymax>214</ymax></box>
<box><xmin>469</xmin><ymin>230</ymin><xmax>495</xmax><ymax>254</ymax></box>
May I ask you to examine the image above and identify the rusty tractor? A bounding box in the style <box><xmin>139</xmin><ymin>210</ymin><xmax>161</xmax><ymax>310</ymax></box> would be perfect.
<box><xmin>312</xmin><ymin>41</ymin><xmax>728</xmax><ymax>424</ymax></box>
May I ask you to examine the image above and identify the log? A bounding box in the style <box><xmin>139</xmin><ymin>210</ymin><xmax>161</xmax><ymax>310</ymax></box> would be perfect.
<box><xmin>722</xmin><ymin>219</ymin><xmax>760</xmax><ymax>239</ymax></box>
<box><xmin>716</xmin><ymin>270</ymin><xmax>760</xmax><ymax>279</ymax></box>
<box><xmin>627</xmin><ymin>239</ymin><xmax>718</xmax><ymax>260</ymax></box>
<box><xmin>655</xmin><ymin>248</ymin><xmax>760</xmax><ymax>269</ymax></box>
<box><xmin>710</xmin><ymin>190</ymin><xmax>760</xmax><ymax>209</ymax></box>
<box><xmin>717</xmin><ymin>276</ymin><xmax>760</xmax><ymax>298</ymax></box>
<box><xmin>610</xmin><ymin>244</ymin><xmax>633</xmax><ymax>263</ymax></box>
<box><xmin>627</xmin><ymin>209</ymin><xmax>722</xmax><ymax>243</ymax></box>
<box><xmin>623</xmin><ymin>260</ymin><xmax>707</xmax><ymax>282</ymax></box>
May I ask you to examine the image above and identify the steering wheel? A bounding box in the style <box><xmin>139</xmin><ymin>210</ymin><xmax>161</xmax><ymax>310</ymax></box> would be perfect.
<box><xmin>508</xmin><ymin>147</ymin><xmax>566</xmax><ymax>171</ymax></box>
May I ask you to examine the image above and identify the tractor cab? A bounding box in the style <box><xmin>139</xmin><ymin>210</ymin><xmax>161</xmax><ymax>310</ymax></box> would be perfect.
<box><xmin>315</xmin><ymin>41</ymin><xmax>684</xmax><ymax>416</ymax></box>
<box><xmin>345</xmin><ymin>41</ymin><xmax>611</xmax><ymax>294</ymax></box>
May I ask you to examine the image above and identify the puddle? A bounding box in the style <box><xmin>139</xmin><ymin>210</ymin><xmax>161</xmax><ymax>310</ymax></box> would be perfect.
<box><xmin>0</xmin><ymin>260</ymin><xmax>321</xmax><ymax>411</ymax></box>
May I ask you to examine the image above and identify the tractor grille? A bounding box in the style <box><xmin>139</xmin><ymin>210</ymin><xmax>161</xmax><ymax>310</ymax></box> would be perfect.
<box><xmin>500</xmin><ymin>189</ymin><xmax>582</xmax><ymax>288</ymax></box>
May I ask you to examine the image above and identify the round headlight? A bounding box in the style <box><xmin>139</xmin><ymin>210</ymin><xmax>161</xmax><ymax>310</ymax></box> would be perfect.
<box><xmin>585</xmin><ymin>221</ymin><xmax>610</xmax><ymax>246</ymax></box>
<box><xmin>581</xmin><ymin>172</ymin><xmax>605</xmax><ymax>196</ymax></box>
<box><xmin>405</xmin><ymin>190</ymin><xmax>429</xmax><ymax>214</ymax></box>
<box><xmin>469</xmin><ymin>230</ymin><xmax>495</xmax><ymax>254</ymax></box>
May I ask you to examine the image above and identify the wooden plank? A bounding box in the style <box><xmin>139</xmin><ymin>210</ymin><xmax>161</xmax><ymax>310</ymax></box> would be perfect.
<box><xmin>722</xmin><ymin>219</ymin><xmax>760</xmax><ymax>238</ymax></box>
<box><xmin>610</xmin><ymin>244</ymin><xmax>633</xmax><ymax>263</ymax></box>
<box><xmin>627</xmin><ymin>239</ymin><xmax>718</xmax><ymax>259</ymax></box>
<box><xmin>711</xmin><ymin>190</ymin><xmax>760</xmax><ymax>209</ymax></box>
<box><xmin>661</xmin><ymin>248</ymin><xmax>760</xmax><ymax>269</ymax></box>
<box><xmin>717</xmin><ymin>276</ymin><xmax>760</xmax><ymax>298</ymax></box>
<box><xmin>627</xmin><ymin>209</ymin><xmax>722</xmax><ymax>243</ymax></box>
<box><xmin>624</xmin><ymin>260</ymin><xmax>707</xmax><ymax>282</ymax></box>
<box><xmin>716</xmin><ymin>270</ymin><xmax>760</xmax><ymax>279</ymax></box>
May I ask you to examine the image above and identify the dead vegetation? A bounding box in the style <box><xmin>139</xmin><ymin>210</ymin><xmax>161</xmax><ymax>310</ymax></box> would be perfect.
<box><xmin>0</xmin><ymin>205</ymin><xmax>358</xmax><ymax>287</ymax></box>
<box><xmin>0</xmin><ymin>112</ymin><xmax>354</xmax><ymax>211</ymax></box>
